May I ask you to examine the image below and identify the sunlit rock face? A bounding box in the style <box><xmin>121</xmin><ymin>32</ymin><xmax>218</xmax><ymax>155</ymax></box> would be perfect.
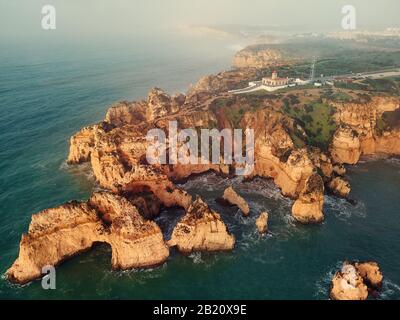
<box><xmin>330</xmin><ymin>262</ymin><xmax>369</xmax><ymax>300</ymax></box>
<box><xmin>292</xmin><ymin>174</ymin><xmax>325</xmax><ymax>223</ymax></box>
<box><xmin>222</xmin><ymin>186</ymin><xmax>250</xmax><ymax>216</ymax></box>
<box><xmin>7</xmin><ymin>192</ymin><xmax>169</xmax><ymax>284</ymax></box>
<box><xmin>167</xmin><ymin>197</ymin><xmax>235</xmax><ymax>254</ymax></box>
<box><xmin>330</xmin><ymin>97</ymin><xmax>400</xmax><ymax>164</ymax></box>
<box><xmin>329</xmin><ymin>177</ymin><xmax>351</xmax><ymax>198</ymax></box>
<box><xmin>256</xmin><ymin>212</ymin><xmax>269</xmax><ymax>234</ymax></box>
<box><xmin>330</xmin><ymin>261</ymin><xmax>383</xmax><ymax>300</ymax></box>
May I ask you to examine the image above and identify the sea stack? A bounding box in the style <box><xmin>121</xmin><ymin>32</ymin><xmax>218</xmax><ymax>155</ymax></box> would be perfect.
<box><xmin>167</xmin><ymin>197</ymin><xmax>235</xmax><ymax>254</ymax></box>
<box><xmin>330</xmin><ymin>261</ymin><xmax>383</xmax><ymax>300</ymax></box>
<box><xmin>256</xmin><ymin>212</ymin><xmax>269</xmax><ymax>234</ymax></box>
<box><xmin>222</xmin><ymin>186</ymin><xmax>250</xmax><ymax>216</ymax></box>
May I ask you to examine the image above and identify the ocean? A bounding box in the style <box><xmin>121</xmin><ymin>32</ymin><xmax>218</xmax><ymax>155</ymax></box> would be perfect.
<box><xmin>0</xmin><ymin>34</ymin><xmax>399</xmax><ymax>299</ymax></box>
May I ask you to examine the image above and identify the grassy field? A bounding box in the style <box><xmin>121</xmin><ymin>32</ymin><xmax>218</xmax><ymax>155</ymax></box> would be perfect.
<box><xmin>283</xmin><ymin>101</ymin><xmax>337</xmax><ymax>150</ymax></box>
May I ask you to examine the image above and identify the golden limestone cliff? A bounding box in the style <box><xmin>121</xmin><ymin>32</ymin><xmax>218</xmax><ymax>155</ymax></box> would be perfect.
<box><xmin>330</xmin><ymin>97</ymin><xmax>400</xmax><ymax>164</ymax></box>
<box><xmin>330</xmin><ymin>261</ymin><xmax>383</xmax><ymax>300</ymax></box>
<box><xmin>167</xmin><ymin>197</ymin><xmax>235</xmax><ymax>253</ymax></box>
<box><xmin>7</xmin><ymin>192</ymin><xmax>169</xmax><ymax>284</ymax></box>
<box><xmin>292</xmin><ymin>173</ymin><xmax>325</xmax><ymax>223</ymax></box>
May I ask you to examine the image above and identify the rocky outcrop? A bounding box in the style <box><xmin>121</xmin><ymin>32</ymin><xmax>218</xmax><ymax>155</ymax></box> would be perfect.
<box><xmin>222</xmin><ymin>187</ymin><xmax>250</xmax><ymax>216</ymax></box>
<box><xmin>67</xmin><ymin>90</ymin><xmax>325</xmax><ymax>225</ymax></box>
<box><xmin>333</xmin><ymin>164</ymin><xmax>346</xmax><ymax>176</ymax></box>
<box><xmin>7</xmin><ymin>192</ymin><xmax>169</xmax><ymax>284</ymax></box>
<box><xmin>330</xmin><ymin>261</ymin><xmax>383</xmax><ymax>300</ymax></box>
<box><xmin>354</xmin><ymin>261</ymin><xmax>383</xmax><ymax>289</ymax></box>
<box><xmin>330</xmin><ymin>262</ymin><xmax>369</xmax><ymax>300</ymax></box>
<box><xmin>329</xmin><ymin>177</ymin><xmax>351</xmax><ymax>198</ymax></box>
<box><xmin>330</xmin><ymin>126</ymin><xmax>361</xmax><ymax>164</ymax></box>
<box><xmin>167</xmin><ymin>197</ymin><xmax>235</xmax><ymax>254</ymax></box>
<box><xmin>233</xmin><ymin>46</ymin><xmax>284</xmax><ymax>69</ymax></box>
<box><xmin>292</xmin><ymin>174</ymin><xmax>324</xmax><ymax>223</ymax></box>
<box><xmin>242</xmin><ymin>109</ymin><xmax>316</xmax><ymax>198</ymax></box>
<box><xmin>67</xmin><ymin>125</ymin><xmax>97</xmax><ymax>164</ymax></box>
<box><xmin>330</xmin><ymin>97</ymin><xmax>400</xmax><ymax>164</ymax></box>
<box><xmin>187</xmin><ymin>69</ymin><xmax>258</xmax><ymax>95</ymax></box>
<box><xmin>256</xmin><ymin>212</ymin><xmax>269</xmax><ymax>234</ymax></box>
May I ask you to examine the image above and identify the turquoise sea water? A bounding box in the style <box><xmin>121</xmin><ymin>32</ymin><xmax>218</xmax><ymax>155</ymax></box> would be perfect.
<box><xmin>0</xmin><ymin>36</ymin><xmax>399</xmax><ymax>300</ymax></box>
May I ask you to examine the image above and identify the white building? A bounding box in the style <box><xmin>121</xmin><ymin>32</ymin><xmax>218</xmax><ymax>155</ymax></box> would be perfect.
<box><xmin>229</xmin><ymin>71</ymin><xmax>295</xmax><ymax>94</ymax></box>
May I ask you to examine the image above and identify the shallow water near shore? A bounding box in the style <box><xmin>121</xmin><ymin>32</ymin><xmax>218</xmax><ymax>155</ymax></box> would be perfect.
<box><xmin>1</xmin><ymin>36</ymin><xmax>400</xmax><ymax>299</ymax></box>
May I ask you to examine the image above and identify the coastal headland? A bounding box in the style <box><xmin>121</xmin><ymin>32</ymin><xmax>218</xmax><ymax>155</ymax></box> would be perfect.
<box><xmin>7</xmin><ymin>40</ymin><xmax>400</xmax><ymax>298</ymax></box>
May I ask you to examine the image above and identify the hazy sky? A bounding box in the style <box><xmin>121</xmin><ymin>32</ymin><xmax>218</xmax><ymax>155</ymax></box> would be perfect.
<box><xmin>1</xmin><ymin>0</ymin><xmax>400</xmax><ymax>41</ymax></box>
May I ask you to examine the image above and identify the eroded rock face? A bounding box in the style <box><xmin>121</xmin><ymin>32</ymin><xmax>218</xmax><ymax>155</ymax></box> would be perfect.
<box><xmin>7</xmin><ymin>192</ymin><xmax>169</xmax><ymax>284</ymax></box>
<box><xmin>222</xmin><ymin>187</ymin><xmax>250</xmax><ymax>216</ymax></box>
<box><xmin>333</xmin><ymin>164</ymin><xmax>346</xmax><ymax>176</ymax></box>
<box><xmin>330</xmin><ymin>126</ymin><xmax>361</xmax><ymax>165</ymax></box>
<box><xmin>242</xmin><ymin>109</ymin><xmax>316</xmax><ymax>198</ymax></box>
<box><xmin>354</xmin><ymin>261</ymin><xmax>383</xmax><ymax>289</ymax></box>
<box><xmin>292</xmin><ymin>174</ymin><xmax>325</xmax><ymax>223</ymax></box>
<box><xmin>329</xmin><ymin>177</ymin><xmax>351</xmax><ymax>198</ymax></box>
<box><xmin>167</xmin><ymin>197</ymin><xmax>235</xmax><ymax>254</ymax></box>
<box><xmin>256</xmin><ymin>212</ymin><xmax>269</xmax><ymax>234</ymax></box>
<box><xmin>330</xmin><ymin>262</ymin><xmax>369</xmax><ymax>300</ymax></box>
<box><xmin>330</xmin><ymin>97</ymin><xmax>400</xmax><ymax>164</ymax></box>
<box><xmin>66</xmin><ymin>89</ymin><xmax>325</xmax><ymax>225</ymax></box>
<box><xmin>331</xmin><ymin>261</ymin><xmax>383</xmax><ymax>300</ymax></box>
<box><xmin>88</xmin><ymin>192</ymin><xmax>169</xmax><ymax>270</ymax></box>
<box><xmin>67</xmin><ymin>125</ymin><xmax>97</xmax><ymax>164</ymax></box>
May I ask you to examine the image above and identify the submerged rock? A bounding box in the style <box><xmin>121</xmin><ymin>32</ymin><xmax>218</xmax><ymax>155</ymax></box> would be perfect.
<box><xmin>7</xmin><ymin>192</ymin><xmax>169</xmax><ymax>284</ymax></box>
<box><xmin>167</xmin><ymin>197</ymin><xmax>235</xmax><ymax>254</ymax></box>
<box><xmin>256</xmin><ymin>212</ymin><xmax>269</xmax><ymax>234</ymax></box>
<box><xmin>222</xmin><ymin>186</ymin><xmax>250</xmax><ymax>216</ymax></box>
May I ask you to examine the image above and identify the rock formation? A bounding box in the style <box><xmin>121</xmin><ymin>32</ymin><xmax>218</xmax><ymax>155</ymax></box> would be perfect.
<box><xmin>7</xmin><ymin>192</ymin><xmax>169</xmax><ymax>284</ymax></box>
<box><xmin>330</xmin><ymin>261</ymin><xmax>383</xmax><ymax>300</ymax></box>
<box><xmin>256</xmin><ymin>212</ymin><xmax>269</xmax><ymax>234</ymax></box>
<box><xmin>222</xmin><ymin>187</ymin><xmax>250</xmax><ymax>216</ymax></box>
<box><xmin>292</xmin><ymin>174</ymin><xmax>325</xmax><ymax>223</ymax></box>
<box><xmin>167</xmin><ymin>197</ymin><xmax>235</xmax><ymax>254</ymax></box>
<box><xmin>329</xmin><ymin>177</ymin><xmax>351</xmax><ymax>198</ymax></box>
<box><xmin>354</xmin><ymin>261</ymin><xmax>383</xmax><ymax>289</ymax></box>
<box><xmin>330</xmin><ymin>97</ymin><xmax>400</xmax><ymax>164</ymax></box>
<box><xmin>330</xmin><ymin>262</ymin><xmax>369</xmax><ymax>300</ymax></box>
